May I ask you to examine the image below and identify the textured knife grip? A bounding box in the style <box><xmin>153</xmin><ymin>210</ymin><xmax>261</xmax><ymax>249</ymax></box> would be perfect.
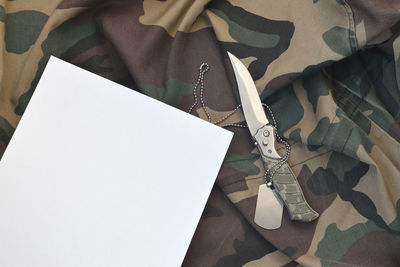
<box><xmin>262</xmin><ymin>156</ymin><xmax>319</xmax><ymax>222</ymax></box>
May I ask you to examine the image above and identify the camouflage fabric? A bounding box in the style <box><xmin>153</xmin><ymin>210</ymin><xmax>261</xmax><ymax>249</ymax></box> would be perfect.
<box><xmin>1</xmin><ymin>0</ymin><xmax>400</xmax><ymax>266</ymax></box>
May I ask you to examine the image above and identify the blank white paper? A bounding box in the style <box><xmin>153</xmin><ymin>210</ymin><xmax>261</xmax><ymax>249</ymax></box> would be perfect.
<box><xmin>0</xmin><ymin>56</ymin><xmax>233</xmax><ymax>267</ymax></box>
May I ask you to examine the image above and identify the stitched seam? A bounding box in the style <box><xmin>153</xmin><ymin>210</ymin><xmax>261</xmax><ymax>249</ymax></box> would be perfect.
<box><xmin>342</xmin><ymin>1</ymin><xmax>358</xmax><ymax>52</ymax></box>
<box><xmin>331</xmin><ymin>76</ymin><xmax>372</xmax><ymax>120</ymax></box>
<box><xmin>320</xmin><ymin>112</ymin><xmax>338</xmax><ymax>147</ymax></box>
<box><xmin>341</xmin><ymin>128</ymin><xmax>354</xmax><ymax>153</ymax></box>
<box><xmin>290</xmin><ymin>150</ymin><xmax>332</xmax><ymax>168</ymax></box>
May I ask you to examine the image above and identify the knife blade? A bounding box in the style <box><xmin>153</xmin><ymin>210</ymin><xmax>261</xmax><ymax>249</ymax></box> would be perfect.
<box><xmin>227</xmin><ymin>52</ymin><xmax>281</xmax><ymax>160</ymax></box>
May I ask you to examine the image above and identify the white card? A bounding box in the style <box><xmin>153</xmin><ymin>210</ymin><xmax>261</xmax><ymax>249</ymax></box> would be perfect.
<box><xmin>0</xmin><ymin>56</ymin><xmax>233</xmax><ymax>267</ymax></box>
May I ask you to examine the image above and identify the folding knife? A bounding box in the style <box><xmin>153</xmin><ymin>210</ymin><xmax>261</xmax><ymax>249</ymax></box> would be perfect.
<box><xmin>227</xmin><ymin>52</ymin><xmax>319</xmax><ymax>229</ymax></box>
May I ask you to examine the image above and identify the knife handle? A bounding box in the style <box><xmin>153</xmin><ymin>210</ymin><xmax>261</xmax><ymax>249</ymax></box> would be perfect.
<box><xmin>261</xmin><ymin>155</ymin><xmax>319</xmax><ymax>222</ymax></box>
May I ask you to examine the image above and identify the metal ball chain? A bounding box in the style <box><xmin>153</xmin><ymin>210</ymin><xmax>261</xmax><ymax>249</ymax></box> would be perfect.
<box><xmin>188</xmin><ymin>63</ymin><xmax>212</xmax><ymax>122</ymax></box>
<box><xmin>188</xmin><ymin>62</ymin><xmax>291</xmax><ymax>183</ymax></box>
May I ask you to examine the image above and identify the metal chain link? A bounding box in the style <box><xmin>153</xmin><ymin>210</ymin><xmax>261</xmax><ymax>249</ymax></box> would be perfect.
<box><xmin>188</xmin><ymin>63</ymin><xmax>291</xmax><ymax>184</ymax></box>
<box><xmin>188</xmin><ymin>63</ymin><xmax>212</xmax><ymax>122</ymax></box>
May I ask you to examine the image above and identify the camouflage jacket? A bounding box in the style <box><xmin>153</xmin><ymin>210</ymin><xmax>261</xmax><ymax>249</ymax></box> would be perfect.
<box><xmin>1</xmin><ymin>0</ymin><xmax>399</xmax><ymax>266</ymax></box>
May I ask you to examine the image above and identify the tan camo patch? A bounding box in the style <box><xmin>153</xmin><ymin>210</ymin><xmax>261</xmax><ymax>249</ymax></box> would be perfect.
<box><xmin>357</xmin><ymin>127</ymin><xmax>400</xmax><ymax>200</ymax></box>
<box><xmin>0</xmin><ymin>0</ymin><xmax>59</xmax><ymax>14</ymax></box>
<box><xmin>231</xmin><ymin>0</ymin><xmax>353</xmax><ymax>92</ymax></box>
<box><xmin>394</xmin><ymin>36</ymin><xmax>400</xmax><ymax>89</ymax></box>
<box><xmin>368</xmin><ymin>118</ymin><xmax>400</xmax><ymax>170</ymax></box>
<box><xmin>394</xmin><ymin>36</ymin><xmax>400</xmax><ymax>60</ymax></box>
<box><xmin>289</xmin><ymin>142</ymin><xmax>332</xmax><ymax>176</ymax></box>
<box><xmin>195</xmin><ymin>106</ymin><xmax>245</xmax><ymax>125</ymax></box>
<box><xmin>302</xmin><ymin>196</ymin><xmax>368</xmax><ymax>264</ymax></box>
<box><xmin>243</xmin><ymin>250</ymin><xmax>293</xmax><ymax>267</ymax></box>
<box><xmin>355</xmin><ymin>20</ymin><xmax>367</xmax><ymax>48</ymax></box>
<box><xmin>296</xmin><ymin>253</ymin><xmax>322</xmax><ymax>267</ymax></box>
<box><xmin>286</xmin><ymin>81</ymin><xmax>337</xmax><ymax>144</ymax></box>
<box><xmin>0</xmin><ymin>53</ymin><xmax>29</xmax><ymax>127</ymax></box>
<box><xmin>1</xmin><ymin>7</ymin><xmax>87</xmax><ymax>128</ymax></box>
<box><xmin>352</xmin><ymin>159</ymin><xmax>398</xmax><ymax>225</ymax></box>
<box><xmin>204</xmin><ymin>0</ymin><xmax>354</xmax><ymax>93</ymax></box>
<box><xmin>241</xmin><ymin>56</ymin><xmax>257</xmax><ymax>68</ymax></box>
<box><xmin>205</xmin><ymin>9</ymin><xmax>236</xmax><ymax>43</ymax></box>
<box><xmin>362</xmin><ymin>110</ymin><xmax>373</xmax><ymax>117</ymax></box>
<box><xmin>327</xmin><ymin>196</ymin><xmax>369</xmax><ymax>230</ymax></box>
<box><xmin>0</xmin><ymin>0</ymin><xmax>63</xmax><ymax>126</ymax></box>
<box><xmin>355</xmin><ymin>144</ymin><xmax>400</xmax><ymax>224</ymax></box>
<box><xmin>139</xmin><ymin>0</ymin><xmax>212</xmax><ymax>37</ymax></box>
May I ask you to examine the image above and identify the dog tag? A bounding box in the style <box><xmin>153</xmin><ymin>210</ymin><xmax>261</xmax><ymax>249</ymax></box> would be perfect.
<box><xmin>254</xmin><ymin>184</ymin><xmax>283</xmax><ymax>230</ymax></box>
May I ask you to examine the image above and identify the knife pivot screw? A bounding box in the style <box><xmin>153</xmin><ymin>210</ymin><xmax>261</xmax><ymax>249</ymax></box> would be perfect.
<box><xmin>263</xmin><ymin>130</ymin><xmax>270</xmax><ymax>137</ymax></box>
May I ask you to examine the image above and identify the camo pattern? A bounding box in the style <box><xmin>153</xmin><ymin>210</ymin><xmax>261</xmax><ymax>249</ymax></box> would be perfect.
<box><xmin>1</xmin><ymin>0</ymin><xmax>400</xmax><ymax>266</ymax></box>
